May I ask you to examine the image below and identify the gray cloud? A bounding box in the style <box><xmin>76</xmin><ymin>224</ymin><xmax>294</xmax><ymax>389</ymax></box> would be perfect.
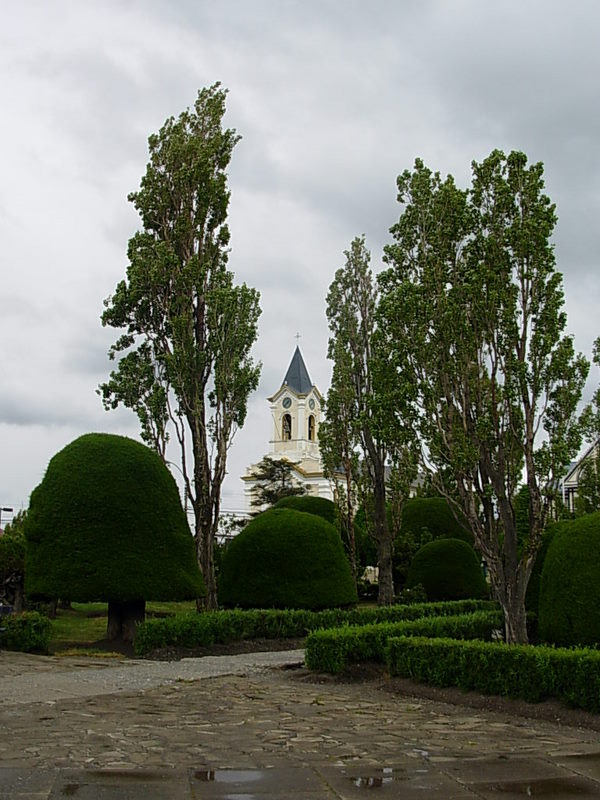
<box><xmin>1</xmin><ymin>0</ymin><xmax>599</xmax><ymax>511</ymax></box>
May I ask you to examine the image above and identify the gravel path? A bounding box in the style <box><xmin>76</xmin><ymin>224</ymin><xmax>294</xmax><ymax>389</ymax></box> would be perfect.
<box><xmin>0</xmin><ymin>649</ymin><xmax>305</xmax><ymax>705</ymax></box>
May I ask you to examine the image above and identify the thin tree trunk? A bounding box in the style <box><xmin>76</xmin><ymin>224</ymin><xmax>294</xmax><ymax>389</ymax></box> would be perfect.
<box><xmin>196</xmin><ymin>519</ymin><xmax>218</xmax><ymax>610</ymax></box>
<box><xmin>373</xmin><ymin>474</ymin><xmax>394</xmax><ymax>606</ymax></box>
<box><xmin>13</xmin><ymin>579</ymin><xmax>25</xmax><ymax>613</ymax></box>
<box><xmin>486</xmin><ymin>556</ymin><xmax>530</xmax><ymax>644</ymax></box>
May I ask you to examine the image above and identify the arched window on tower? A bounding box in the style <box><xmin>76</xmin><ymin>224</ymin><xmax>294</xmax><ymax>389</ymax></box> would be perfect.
<box><xmin>282</xmin><ymin>413</ymin><xmax>292</xmax><ymax>440</ymax></box>
<box><xmin>308</xmin><ymin>414</ymin><xmax>315</xmax><ymax>441</ymax></box>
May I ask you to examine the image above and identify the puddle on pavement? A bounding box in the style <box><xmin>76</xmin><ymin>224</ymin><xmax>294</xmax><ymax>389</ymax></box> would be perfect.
<box><xmin>194</xmin><ymin>769</ymin><xmax>262</xmax><ymax>783</ymax></box>
<box><xmin>350</xmin><ymin>767</ymin><xmax>394</xmax><ymax>789</ymax></box>
<box><xmin>480</xmin><ymin>777</ymin><xmax>593</xmax><ymax>795</ymax></box>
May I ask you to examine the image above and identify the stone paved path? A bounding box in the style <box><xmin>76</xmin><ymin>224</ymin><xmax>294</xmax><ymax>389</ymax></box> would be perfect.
<box><xmin>2</xmin><ymin>650</ymin><xmax>600</xmax><ymax>798</ymax></box>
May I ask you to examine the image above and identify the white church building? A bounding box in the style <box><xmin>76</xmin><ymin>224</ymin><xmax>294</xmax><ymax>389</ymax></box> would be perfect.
<box><xmin>241</xmin><ymin>346</ymin><xmax>335</xmax><ymax>509</ymax></box>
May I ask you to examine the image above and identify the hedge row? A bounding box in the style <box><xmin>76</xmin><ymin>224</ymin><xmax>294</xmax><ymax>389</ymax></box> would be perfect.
<box><xmin>386</xmin><ymin>636</ymin><xmax>600</xmax><ymax>712</ymax></box>
<box><xmin>304</xmin><ymin>610</ymin><xmax>503</xmax><ymax>673</ymax></box>
<box><xmin>0</xmin><ymin>611</ymin><xmax>52</xmax><ymax>654</ymax></box>
<box><xmin>134</xmin><ymin>600</ymin><xmax>497</xmax><ymax>656</ymax></box>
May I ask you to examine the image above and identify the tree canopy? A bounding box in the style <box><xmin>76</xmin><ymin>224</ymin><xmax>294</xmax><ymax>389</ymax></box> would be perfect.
<box><xmin>100</xmin><ymin>84</ymin><xmax>261</xmax><ymax>608</ymax></box>
<box><xmin>320</xmin><ymin>236</ymin><xmax>417</xmax><ymax>604</ymax></box>
<box><xmin>379</xmin><ymin>150</ymin><xmax>588</xmax><ymax>642</ymax></box>
<box><xmin>246</xmin><ymin>455</ymin><xmax>306</xmax><ymax>509</ymax></box>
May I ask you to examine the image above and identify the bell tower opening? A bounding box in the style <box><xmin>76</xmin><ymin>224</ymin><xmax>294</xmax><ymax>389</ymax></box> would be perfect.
<box><xmin>282</xmin><ymin>413</ymin><xmax>292</xmax><ymax>440</ymax></box>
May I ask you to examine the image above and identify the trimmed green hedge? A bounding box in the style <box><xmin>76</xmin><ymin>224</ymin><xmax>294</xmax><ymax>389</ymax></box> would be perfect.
<box><xmin>1</xmin><ymin>611</ymin><xmax>52</xmax><ymax>654</ymax></box>
<box><xmin>134</xmin><ymin>599</ymin><xmax>497</xmax><ymax>655</ymax></box>
<box><xmin>407</xmin><ymin>538</ymin><xmax>488</xmax><ymax>601</ymax></box>
<box><xmin>218</xmin><ymin>508</ymin><xmax>357</xmax><ymax>609</ymax></box>
<box><xmin>304</xmin><ymin>611</ymin><xmax>502</xmax><ymax>673</ymax></box>
<box><xmin>386</xmin><ymin>636</ymin><xmax>600</xmax><ymax>712</ymax></box>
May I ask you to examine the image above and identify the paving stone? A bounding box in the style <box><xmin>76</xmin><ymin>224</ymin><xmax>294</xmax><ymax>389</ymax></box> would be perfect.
<box><xmin>1</xmin><ymin>651</ymin><xmax>600</xmax><ymax>798</ymax></box>
<box><xmin>0</xmin><ymin>768</ymin><xmax>56</xmax><ymax>800</ymax></box>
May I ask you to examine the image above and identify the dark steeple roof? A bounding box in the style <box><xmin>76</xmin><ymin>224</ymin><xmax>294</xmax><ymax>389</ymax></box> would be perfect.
<box><xmin>282</xmin><ymin>346</ymin><xmax>313</xmax><ymax>394</ymax></box>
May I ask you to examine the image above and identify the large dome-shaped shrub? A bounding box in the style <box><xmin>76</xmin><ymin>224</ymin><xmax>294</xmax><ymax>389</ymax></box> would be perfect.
<box><xmin>524</xmin><ymin>524</ymin><xmax>556</xmax><ymax>615</ymax></box>
<box><xmin>399</xmin><ymin>497</ymin><xmax>473</xmax><ymax>544</ymax></box>
<box><xmin>218</xmin><ymin>507</ymin><xmax>357</xmax><ymax>609</ymax></box>
<box><xmin>273</xmin><ymin>495</ymin><xmax>337</xmax><ymax>525</ymax></box>
<box><xmin>25</xmin><ymin>433</ymin><xmax>205</xmax><ymax>640</ymax></box>
<box><xmin>538</xmin><ymin>513</ymin><xmax>600</xmax><ymax>647</ymax></box>
<box><xmin>273</xmin><ymin>496</ymin><xmax>370</xmax><ymax>574</ymax></box>
<box><xmin>406</xmin><ymin>538</ymin><xmax>488</xmax><ymax>601</ymax></box>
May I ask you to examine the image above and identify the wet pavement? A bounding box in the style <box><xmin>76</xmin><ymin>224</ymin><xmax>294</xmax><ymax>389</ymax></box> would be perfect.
<box><xmin>2</xmin><ymin>650</ymin><xmax>600</xmax><ymax>798</ymax></box>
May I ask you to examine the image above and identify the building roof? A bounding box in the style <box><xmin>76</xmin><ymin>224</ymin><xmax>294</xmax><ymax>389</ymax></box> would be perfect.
<box><xmin>282</xmin><ymin>346</ymin><xmax>313</xmax><ymax>394</ymax></box>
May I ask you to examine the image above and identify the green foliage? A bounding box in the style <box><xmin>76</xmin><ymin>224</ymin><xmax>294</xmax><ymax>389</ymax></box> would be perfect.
<box><xmin>393</xmin><ymin>497</ymin><xmax>473</xmax><ymax>589</ymax></box>
<box><xmin>574</xmin><ymin>453</ymin><xmax>600</xmax><ymax>516</ymax></box>
<box><xmin>218</xmin><ymin>508</ymin><xmax>357</xmax><ymax>610</ymax></box>
<box><xmin>538</xmin><ymin>513</ymin><xmax>600</xmax><ymax>646</ymax></box>
<box><xmin>386</xmin><ymin>636</ymin><xmax>600</xmax><ymax>712</ymax></box>
<box><xmin>247</xmin><ymin>456</ymin><xmax>306</xmax><ymax>509</ymax></box>
<box><xmin>273</xmin><ymin>495</ymin><xmax>336</xmax><ymax>524</ymax></box>
<box><xmin>353</xmin><ymin>502</ymin><xmax>386</xmax><ymax>569</ymax></box>
<box><xmin>400</xmin><ymin>497</ymin><xmax>473</xmax><ymax>543</ymax></box>
<box><xmin>1</xmin><ymin>611</ymin><xmax>52</xmax><ymax>654</ymax></box>
<box><xmin>134</xmin><ymin>598</ymin><xmax>497</xmax><ymax>655</ymax></box>
<box><xmin>0</xmin><ymin>525</ymin><xmax>25</xmax><ymax>578</ymax></box>
<box><xmin>304</xmin><ymin>610</ymin><xmax>502</xmax><ymax>673</ymax></box>
<box><xmin>100</xmin><ymin>84</ymin><xmax>261</xmax><ymax>608</ymax></box>
<box><xmin>407</xmin><ymin>538</ymin><xmax>488</xmax><ymax>601</ymax></box>
<box><xmin>25</xmin><ymin>433</ymin><xmax>205</xmax><ymax>603</ymax></box>
<box><xmin>524</xmin><ymin>524</ymin><xmax>556</xmax><ymax>616</ymax></box>
<box><xmin>379</xmin><ymin>150</ymin><xmax>589</xmax><ymax>642</ymax></box>
<box><xmin>321</xmin><ymin>236</ymin><xmax>418</xmax><ymax>605</ymax></box>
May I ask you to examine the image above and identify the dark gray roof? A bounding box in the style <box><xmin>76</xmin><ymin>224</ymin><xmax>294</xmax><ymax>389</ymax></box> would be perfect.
<box><xmin>282</xmin><ymin>346</ymin><xmax>313</xmax><ymax>394</ymax></box>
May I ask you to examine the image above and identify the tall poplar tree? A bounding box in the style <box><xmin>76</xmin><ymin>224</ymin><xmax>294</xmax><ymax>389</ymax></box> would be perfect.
<box><xmin>380</xmin><ymin>151</ymin><xmax>588</xmax><ymax>641</ymax></box>
<box><xmin>322</xmin><ymin>236</ymin><xmax>417</xmax><ymax>604</ymax></box>
<box><xmin>100</xmin><ymin>84</ymin><xmax>261</xmax><ymax>609</ymax></box>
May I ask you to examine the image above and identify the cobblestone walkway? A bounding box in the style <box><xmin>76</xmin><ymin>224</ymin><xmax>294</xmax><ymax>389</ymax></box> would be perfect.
<box><xmin>2</xmin><ymin>651</ymin><xmax>600</xmax><ymax>798</ymax></box>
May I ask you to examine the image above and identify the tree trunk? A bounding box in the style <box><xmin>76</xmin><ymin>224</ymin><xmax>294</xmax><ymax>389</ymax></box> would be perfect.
<box><xmin>373</xmin><ymin>474</ymin><xmax>394</xmax><ymax>606</ymax></box>
<box><xmin>502</xmin><ymin>596</ymin><xmax>528</xmax><ymax>644</ymax></box>
<box><xmin>486</xmin><ymin>556</ymin><xmax>530</xmax><ymax>644</ymax></box>
<box><xmin>196</xmin><ymin>521</ymin><xmax>218</xmax><ymax>610</ymax></box>
<box><xmin>106</xmin><ymin>599</ymin><xmax>146</xmax><ymax>642</ymax></box>
<box><xmin>344</xmin><ymin>464</ymin><xmax>357</xmax><ymax>581</ymax></box>
<box><xmin>12</xmin><ymin>580</ymin><xmax>25</xmax><ymax>613</ymax></box>
<box><xmin>376</xmin><ymin>534</ymin><xmax>395</xmax><ymax>605</ymax></box>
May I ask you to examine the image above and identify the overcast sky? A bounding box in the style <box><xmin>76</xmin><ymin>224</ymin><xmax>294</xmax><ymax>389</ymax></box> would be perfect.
<box><xmin>2</xmin><ymin>0</ymin><xmax>600</xmax><ymax>523</ymax></box>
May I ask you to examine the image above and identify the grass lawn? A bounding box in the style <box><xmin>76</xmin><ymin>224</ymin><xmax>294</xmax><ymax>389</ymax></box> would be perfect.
<box><xmin>49</xmin><ymin>600</ymin><xmax>197</xmax><ymax>654</ymax></box>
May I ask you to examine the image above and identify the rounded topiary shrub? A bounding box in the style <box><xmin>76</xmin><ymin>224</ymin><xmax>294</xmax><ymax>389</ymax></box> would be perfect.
<box><xmin>25</xmin><ymin>433</ymin><xmax>205</xmax><ymax>640</ymax></box>
<box><xmin>399</xmin><ymin>497</ymin><xmax>473</xmax><ymax>544</ymax></box>
<box><xmin>406</xmin><ymin>538</ymin><xmax>488</xmax><ymax>601</ymax></box>
<box><xmin>273</xmin><ymin>495</ymin><xmax>337</xmax><ymax>525</ymax></box>
<box><xmin>538</xmin><ymin>512</ymin><xmax>600</xmax><ymax>647</ymax></box>
<box><xmin>218</xmin><ymin>507</ymin><xmax>358</xmax><ymax>609</ymax></box>
<box><xmin>274</xmin><ymin>496</ymin><xmax>371</xmax><ymax>575</ymax></box>
<box><xmin>394</xmin><ymin>497</ymin><xmax>473</xmax><ymax>592</ymax></box>
<box><xmin>524</xmin><ymin>524</ymin><xmax>556</xmax><ymax>615</ymax></box>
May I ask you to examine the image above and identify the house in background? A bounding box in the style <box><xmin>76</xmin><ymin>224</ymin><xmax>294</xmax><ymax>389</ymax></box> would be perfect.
<box><xmin>242</xmin><ymin>346</ymin><xmax>334</xmax><ymax>510</ymax></box>
<box><xmin>560</xmin><ymin>438</ymin><xmax>600</xmax><ymax>513</ymax></box>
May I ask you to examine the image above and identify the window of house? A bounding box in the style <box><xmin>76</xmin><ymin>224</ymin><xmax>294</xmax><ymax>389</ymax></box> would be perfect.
<box><xmin>308</xmin><ymin>414</ymin><xmax>315</xmax><ymax>441</ymax></box>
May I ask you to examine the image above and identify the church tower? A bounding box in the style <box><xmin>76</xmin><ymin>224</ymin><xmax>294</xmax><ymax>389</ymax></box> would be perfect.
<box><xmin>267</xmin><ymin>345</ymin><xmax>322</xmax><ymax>463</ymax></box>
<box><xmin>242</xmin><ymin>346</ymin><xmax>333</xmax><ymax>510</ymax></box>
